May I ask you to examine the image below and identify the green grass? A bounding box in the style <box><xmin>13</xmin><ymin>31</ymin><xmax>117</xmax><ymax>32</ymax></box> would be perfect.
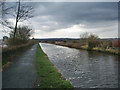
<box><xmin>36</xmin><ymin>44</ymin><xmax>73</xmax><ymax>88</ymax></box>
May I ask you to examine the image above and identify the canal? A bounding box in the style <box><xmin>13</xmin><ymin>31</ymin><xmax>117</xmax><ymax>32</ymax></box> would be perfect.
<box><xmin>40</xmin><ymin>43</ymin><xmax>119</xmax><ymax>88</ymax></box>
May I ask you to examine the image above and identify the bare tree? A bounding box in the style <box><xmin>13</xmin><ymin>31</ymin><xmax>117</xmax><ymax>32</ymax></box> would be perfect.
<box><xmin>0</xmin><ymin>0</ymin><xmax>34</xmax><ymax>39</ymax></box>
<box><xmin>0</xmin><ymin>1</ymin><xmax>14</xmax><ymax>30</ymax></box>
<box><xmin>80</xmin><ymin>32</ymin><xmax>89</xmax><ymax>43</ymax></box>
<box><xmin>13</xmin><ymin>0</ymin><xmax>34</xmax><ymax>39</ymax></box>
<box><xmin>80</xmin><ymin>32</ymin><xmax>89</xmax><ymax>39</ymax></box>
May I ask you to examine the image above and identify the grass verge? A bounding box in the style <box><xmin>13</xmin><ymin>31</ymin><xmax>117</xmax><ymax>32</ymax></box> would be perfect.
<box><xmin>36</xmin><ymin>44</ymin><xmax>73</xmax><ymax>88</ymax></box>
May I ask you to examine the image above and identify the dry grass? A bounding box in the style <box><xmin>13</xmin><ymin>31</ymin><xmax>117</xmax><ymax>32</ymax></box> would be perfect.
<box><xmin>2</xmin><ymin>40</ymin><xmax>37</xmax><ymax>66</ymax></box>
<box><xmin>48</xmin><ymin>41</ymin><xmax>119</xmax><ymax>55</ymax></box>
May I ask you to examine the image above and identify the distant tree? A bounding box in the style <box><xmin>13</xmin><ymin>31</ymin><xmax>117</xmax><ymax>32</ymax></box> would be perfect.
<box><xmin>80</xmin><ymin>32</ymin><xmax>89</xmax><ymax>43</ymax></box>
<box><xmin>87</xmin><ymin>34</ymin><xmax>100</xmax><ymax>50</ymax></box>
<box><xmin>80</xmin><ymin>32</ymin><xmax>100</xmax><ymax>49</ymax></box>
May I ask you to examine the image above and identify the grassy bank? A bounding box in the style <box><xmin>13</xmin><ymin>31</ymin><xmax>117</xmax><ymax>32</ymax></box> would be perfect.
<box><xmin>49</xmin><ymin>42</ymin><xmax>119</xmax><ymax>55</ymax></box>
<box><xmin>2</xmin><ymin>40</ymin><xmax>37</xmax><ymax>66</ymax></box>
<box><xmin>81</xmin><ymin>45</ymin><xmax>119</xmax><ymax>55</ymax></box>
<box><xmin>36</xmin><ymin>44</ymin><xmax>73</xmax><ymax>88</ymax></box>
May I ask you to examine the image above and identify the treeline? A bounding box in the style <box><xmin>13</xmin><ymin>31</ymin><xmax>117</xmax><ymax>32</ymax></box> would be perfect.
<box><xmin>80</xmin><ymin>32</ymin><xmax>113</xmax><ymax>50</ymax></box>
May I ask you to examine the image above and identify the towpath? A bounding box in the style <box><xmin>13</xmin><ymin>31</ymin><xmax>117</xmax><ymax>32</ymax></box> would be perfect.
<box><xmin>2</xmin><ymin>45</ymin><xmax>37</xmax><ymax>88</ymax></box>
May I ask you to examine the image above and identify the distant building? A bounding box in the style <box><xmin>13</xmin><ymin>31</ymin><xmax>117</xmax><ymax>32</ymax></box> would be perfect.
<box><xmin>2</xmin><ymin>36</ymin><xmax>8</xmax><ymax>47</ymax></box>
<box><xmin>3</xmin><ymin>36</ymin><xmax>8</xmax><ymax>42</ymax></box>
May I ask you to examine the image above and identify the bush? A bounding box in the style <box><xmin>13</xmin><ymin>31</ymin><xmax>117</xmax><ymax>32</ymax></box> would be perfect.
<box><xmin>87</xmin><ymin>34</ymin><xmax>100</xmax><ymax>50</ymax></box>
<box><xmin>80</xmin><ymin>32</ymin><xmax>100</xmax><ymax>50</ymax></box>
<box><xmin>7</xmin><ymin>38</ymin><xmax>29</xmax><ymax>46</ymax></box>
<box><xmin>8</xmin><ymin>25</ymin><xmax>33</xmax><ymax>46</ymax></box>
<box><xmin>100</xmin><ymin>41</ymin><xmax>112</xmax><ymax>50</ymax></box>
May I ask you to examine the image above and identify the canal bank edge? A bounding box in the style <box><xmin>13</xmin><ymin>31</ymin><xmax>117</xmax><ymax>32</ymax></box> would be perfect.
<box><xmin>35</xmin><ymin>44</ymin><xmax>73</xmax><ymax>88</ymax></box>
<box><xmin>50</xmin><ymin>43</ymin><xmax>119</xmax><ymax>55</ymax></box>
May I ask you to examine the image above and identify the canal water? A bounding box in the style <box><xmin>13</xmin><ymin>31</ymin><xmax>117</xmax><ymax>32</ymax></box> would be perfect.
<box><xmin>40</xmin><ymin>43</ymin><xmax>119</xmax><ymax>88</ymax></box>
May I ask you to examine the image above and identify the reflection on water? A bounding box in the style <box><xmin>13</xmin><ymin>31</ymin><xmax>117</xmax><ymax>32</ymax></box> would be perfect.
<box><xmin>40</xmin><ymin>43</ymin><xmax>119</xmax><ymax>88</ymax></box>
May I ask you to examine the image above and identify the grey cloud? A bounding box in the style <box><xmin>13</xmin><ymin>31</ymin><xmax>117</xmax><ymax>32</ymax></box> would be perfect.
<box><xmin>30</xmin><ymin>2</ymin><xmax>118</xmax><ymax>32</ymax></box>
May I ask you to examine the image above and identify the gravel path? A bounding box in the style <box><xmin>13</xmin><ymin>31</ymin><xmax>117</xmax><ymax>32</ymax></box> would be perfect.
<box><xmin>2</xmin><ymin>45</ymin><xmax>37</xmax><ymax>88</ymax></box>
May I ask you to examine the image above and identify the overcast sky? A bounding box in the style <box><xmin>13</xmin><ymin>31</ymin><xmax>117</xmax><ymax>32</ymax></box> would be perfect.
<box><xmin>1</xmin><ymin>2</ymin><xmax>118</xmax><ymax>39</ymax></box>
